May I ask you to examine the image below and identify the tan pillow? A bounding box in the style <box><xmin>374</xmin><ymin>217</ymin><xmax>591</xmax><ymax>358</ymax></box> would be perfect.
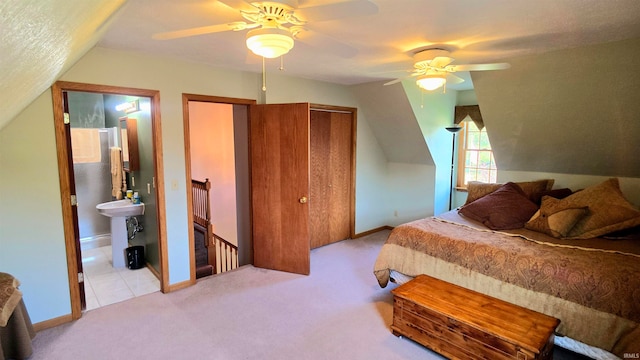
<box><xmin>552</xmin><ymin>178</ymin><xmax>640</xmax><ymax>239</ymax></box>
<box><xmin>525</xmin><ymin>196</ymin><xmax>589</xmax><ymax>238</ymax></box>
<box><xmin>465</xmin><ymin>179</ymin><xmax>554</xmax><ymax>205</ymax></box>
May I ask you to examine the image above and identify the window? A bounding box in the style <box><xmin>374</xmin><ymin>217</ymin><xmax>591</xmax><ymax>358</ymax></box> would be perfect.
<box><xmin>457</xmin><ymin>120</ymin><xmax>497</xmax><ymax>187</ymax></box>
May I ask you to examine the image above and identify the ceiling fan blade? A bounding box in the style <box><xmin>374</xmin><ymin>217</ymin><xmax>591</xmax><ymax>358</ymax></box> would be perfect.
<box><xmin>383</xmin><ymin>72</ymin><xmax>419</xmax><ymax>86</ymax></box>
<box><xmin>297</xmin><ymin>0</ymin><xmax>378</xmax><ymax>22</ymax></box>
<box><xmin>294</xmin><ymin>29</ymin><xmax>358</xmax><ymax>58</ymax></box>
<box><xmin>216</xmin><ymin>0</ymin><xmax>255</xmax><ymax>12</ymax></box>
<box><xmin>446</xmin><ymin>63</ymin><xmax>511</xmax><ymax>72</ymax></box>
<box><xmin>446</xmin><ymin>73</ymin><xmax>465</xmax><ymax>85</ymax></box>
<box><xmin>152</xmin><ymin>23</ymin><xmax>237</xmax><ymax>40</ymax></box>
<box><xmin>430</xmin><ymin>56</ymin><xmax>454</xmax><ymax>68</ymax></box>
<box><xmin>383</xmin><ymin>78</ymin><xmax>403</xmax><ymax>86</ymax></box>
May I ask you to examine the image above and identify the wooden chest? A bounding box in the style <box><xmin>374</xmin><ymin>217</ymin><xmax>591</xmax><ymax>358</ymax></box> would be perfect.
<box><xmin>391</xmin><ymin>275</ymin><xmax>560</xmax><ymax>360</ymax></box>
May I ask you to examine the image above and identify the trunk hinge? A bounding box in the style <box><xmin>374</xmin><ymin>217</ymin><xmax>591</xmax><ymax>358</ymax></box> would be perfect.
<box><xmin>78</xmin><ymin>272</ymin><xmax>84</xmax><ymax>283</ymax></box>
<box><xmin>70</xmin><ymin>194</ymin><xmax>77</xmax><ymax>206</ymax></box>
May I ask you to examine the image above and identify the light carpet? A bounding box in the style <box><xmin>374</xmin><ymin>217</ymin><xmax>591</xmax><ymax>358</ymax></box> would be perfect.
<box><xmin>30</xmin><ymin>230</ymin><xmax>587</xmax><ymax>360</ymax></box>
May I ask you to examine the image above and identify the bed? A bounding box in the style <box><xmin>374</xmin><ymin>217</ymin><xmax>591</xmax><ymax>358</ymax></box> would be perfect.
<box><xmin>374</xmin><ymin>178</ymin><xmax>640</xmax><ymax>359</ymax></box>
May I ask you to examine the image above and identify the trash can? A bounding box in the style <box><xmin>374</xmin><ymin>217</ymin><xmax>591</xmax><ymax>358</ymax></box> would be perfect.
<box><xmin>126</xmin><ymin>246</ymin><xmax>145</xmax><ymax>270</ymax></box>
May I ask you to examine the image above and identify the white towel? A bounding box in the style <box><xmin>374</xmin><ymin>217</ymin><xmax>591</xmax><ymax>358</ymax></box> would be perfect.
<box><xmin>71</xmin><ymin>128</ymin><xmax>101</xmax><ymax>163</ymax></box>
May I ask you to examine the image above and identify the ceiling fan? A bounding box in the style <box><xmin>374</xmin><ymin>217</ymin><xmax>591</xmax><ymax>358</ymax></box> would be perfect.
<box><xmin>152</xmin><ymin>0</ymin><xmax>378</xmax><ymax>59</ymax></box>
<box><xmin>385</xmin><ymin>49</ymin><xmax>511</xmax><ymax>91</ymax></box>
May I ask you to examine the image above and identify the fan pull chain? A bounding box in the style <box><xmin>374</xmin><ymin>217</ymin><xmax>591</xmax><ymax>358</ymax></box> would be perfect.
<box><xmin>262</xmin><ymin>57</ymin><xmax>267</xmax><ymax>92</ymax></box>
<box><xmin>420</xmin><ymin>89</ymin><xmax>424</xmax><ymax>108</ymax></box>
<box><xmin>279</xmin><ymin>56</ymin><xmax>284</xmax><ymax>71</ymax></box>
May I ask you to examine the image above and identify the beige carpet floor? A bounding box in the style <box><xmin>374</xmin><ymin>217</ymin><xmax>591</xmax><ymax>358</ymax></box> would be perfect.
<box><xmin>30</xmin><ymin>230</ymin><xmax>589</xmax><ymax>359</ymax></box>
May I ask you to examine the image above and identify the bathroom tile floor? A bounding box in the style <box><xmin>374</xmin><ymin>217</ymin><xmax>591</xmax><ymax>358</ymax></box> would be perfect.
<box><xmin>81</xmin><ymin>245</ymin><xmax>160</xmax><ymax>311</ymax></box>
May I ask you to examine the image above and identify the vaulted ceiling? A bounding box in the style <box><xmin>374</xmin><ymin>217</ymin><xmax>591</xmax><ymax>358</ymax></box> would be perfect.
<box><xmin>3</xmin><ymin>0</ymin><xmax>640</xmax><ymax>132</ymax></box>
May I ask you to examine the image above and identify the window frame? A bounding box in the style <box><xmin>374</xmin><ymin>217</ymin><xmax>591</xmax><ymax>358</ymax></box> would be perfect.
<box><xmin>456</xmin><ymin>120</ymin><xmax>497</xmax><ymax>189</ymax></box>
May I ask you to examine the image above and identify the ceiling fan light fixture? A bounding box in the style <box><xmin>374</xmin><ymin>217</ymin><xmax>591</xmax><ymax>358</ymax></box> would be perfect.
<box><xmin>416</xmin><ymin>74</ymin><xmax>446</xmax><ymax>91</ymax></box>
<box><xmin>246</xmin><ymin>27</ymin><xmax>294</xmax><ymax>58</ymax></box>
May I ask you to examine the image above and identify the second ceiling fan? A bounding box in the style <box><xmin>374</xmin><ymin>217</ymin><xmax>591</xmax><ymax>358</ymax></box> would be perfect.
<box><xmin>385</xmin><ymin>48</ymin><xmax>511</xmax><ymax>91</ymax></box>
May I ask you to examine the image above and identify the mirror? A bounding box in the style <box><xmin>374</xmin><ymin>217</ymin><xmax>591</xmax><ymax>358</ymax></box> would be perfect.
<box><xmin>119</xmin><ymin>117</ymin><xmax>139</xmax><ymax>172</ymax></box>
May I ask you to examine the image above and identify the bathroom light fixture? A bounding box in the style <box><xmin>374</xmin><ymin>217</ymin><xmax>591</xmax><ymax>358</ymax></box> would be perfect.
<box><xmin>416</xmin><ymin>74</ymin><xmax>447</xmax><ymax>91</ymax></box>
<box><xmin>246</xmin><ymin>27</ymin><xmax>294</xmax><ymax>59</ymax></box>
<box><xmin>115</xmin><ymin>99</ymin><xmax>140</xmax><ymax>113</ymax></box>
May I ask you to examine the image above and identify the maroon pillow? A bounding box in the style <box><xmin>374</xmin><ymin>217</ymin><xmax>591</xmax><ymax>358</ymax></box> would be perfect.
<box><xmin>531</xmin><ymin>188</ymin><xmax>573</xmax><ymax>206</ymax></box>
<box><xmin>458</xmin><ymin>182</ymin><xmax>539</xmax><ymax>230</ymax></box>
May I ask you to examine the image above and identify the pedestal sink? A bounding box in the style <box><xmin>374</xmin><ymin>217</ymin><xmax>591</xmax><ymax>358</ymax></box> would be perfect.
<box><xmin>96</xmin><ymin>200</ymin><xmax>145</xmax><ymax>268</ymax></box>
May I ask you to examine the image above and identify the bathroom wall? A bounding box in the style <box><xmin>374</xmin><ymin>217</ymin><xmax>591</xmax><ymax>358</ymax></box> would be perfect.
<box><xmin>103</xmin><ymin>94</ymin><xmax>160</xmax><ymax>272</ymax></box>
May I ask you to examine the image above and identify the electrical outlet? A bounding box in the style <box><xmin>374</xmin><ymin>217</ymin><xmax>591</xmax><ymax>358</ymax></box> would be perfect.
<box><xmin>147</xmin><ymin>183</ymin><xmax>151</xmax><ymax>194</ymax></box>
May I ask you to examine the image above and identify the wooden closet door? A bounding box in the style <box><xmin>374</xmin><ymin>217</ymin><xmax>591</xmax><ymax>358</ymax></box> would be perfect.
<box><xmin>310</xmin><ymin>110</ymin><xmax>352</xmax><ymax>249</ymax></box>
<box><xmin>250</xmin><ymin>103</ymin><xmax>311</xmax><ymax>275</ymax></box>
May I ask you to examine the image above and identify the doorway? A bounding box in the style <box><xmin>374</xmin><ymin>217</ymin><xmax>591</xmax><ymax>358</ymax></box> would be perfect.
<box><xmin>182</xmin><ymin>96</ymin><xmax>357</xmax><ymax>278</ymax></box>
<box><xmin>52</xmin><ymin>81</ymin><xmax>167</xmax><ymax>319</ymax></box>
<box><xmin>182</xmin><ymin>94</ymin><xmax>255</xmax><ymax>281</ymax></box>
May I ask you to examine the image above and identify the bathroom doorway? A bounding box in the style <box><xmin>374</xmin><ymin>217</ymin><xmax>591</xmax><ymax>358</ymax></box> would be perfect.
<box><xmin>52</xmin><ymin>81</ymin><xmax>167</xmax><ymax>319</ymax></box>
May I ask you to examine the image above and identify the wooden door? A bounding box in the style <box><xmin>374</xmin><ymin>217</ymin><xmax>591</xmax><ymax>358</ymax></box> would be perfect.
<box><xmin>62</xmin><ymin>91</ymin><xmax>86</xmax><ymax>310</ymax></box>
<box><xmin>250</xmin><ymin>103</ymin><xmax>310</xmax><ymax>275</ymax></box>
<box><xmin>309</xmin><ymin>110</ymin><xmax>353</xmax><ymax>249</ymax></box>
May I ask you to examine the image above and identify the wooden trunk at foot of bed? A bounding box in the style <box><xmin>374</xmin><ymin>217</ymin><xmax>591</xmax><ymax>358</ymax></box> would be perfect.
<box><xmin>391</xmin><ymin>275</ymin><xmax>559</xmax><ymax>360</ymax></box>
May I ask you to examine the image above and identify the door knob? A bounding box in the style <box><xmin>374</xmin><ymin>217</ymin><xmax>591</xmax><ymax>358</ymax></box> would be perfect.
<box><xmin>299</xmin><ymin>196</ymin><xmax>308</xmax><ymax>204</ymax></box>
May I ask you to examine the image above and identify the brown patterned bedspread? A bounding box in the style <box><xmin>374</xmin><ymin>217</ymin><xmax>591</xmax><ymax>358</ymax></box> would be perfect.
<box><xmin>374</xmin><ymin>216</ymin><xmax>640</xmax><ymax>356</ymax></box>
<box><xmin>377</xmin><ymin>217</ymin><xmax>640</xmax><ymax>321</ymax></box>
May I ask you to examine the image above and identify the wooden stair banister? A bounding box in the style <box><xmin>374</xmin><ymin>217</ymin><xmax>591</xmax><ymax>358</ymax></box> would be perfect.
<box><xmin>191</xmin><ymin>178</ymin><xmax>239</xmax><ymax>277</ymax></box>
<box><xmin>212</xmin><ymin>233</ymin><xmax>238</xmax><ymax>274</ymax></box>
<box><xmin>191</xmin><ymin>178</ymin><xmax>210</xmax><ymax>228</ymax></box>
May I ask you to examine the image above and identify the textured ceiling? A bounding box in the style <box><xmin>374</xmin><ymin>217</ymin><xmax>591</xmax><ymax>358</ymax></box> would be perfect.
<box><xmin>3</xmin><ymin>0</ymin><xmax>640</xmax><ymax>131</ymax></box>
<box><xmin>97</xmin><ymin>0</ymin><xmax>640</xmax><ymax>86</ymax></box>
<box><xmin>0</xmin><ymin>0</ymin><xmax>127</xmax><ymax>130</ymax></box>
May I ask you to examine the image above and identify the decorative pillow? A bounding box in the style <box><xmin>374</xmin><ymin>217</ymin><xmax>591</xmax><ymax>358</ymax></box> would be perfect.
<box><xmin>464</xmin><ymin>179</ymin><xmax>554</xmax><ymax>205</ymax></box>
<box><xmin>530</xmin><ymin>188</ymin><xmax>573</xmax><ymax>206</ymax></box>
<box><xmin>0</xmin><ymin>273</ymin><xmax>22</xmax><ymax>327</ymax></box>
<box><xmin>459</xmin><ymin>182</ymin><xmax>539</xmax><ymax>230</ymax></box>
<box><xmin>525</xmin><ymin>196</ymin><xmax>589</xmax><ymax>238</ymax></box>
<box><xmin>548</xmin><ymin>178</ymin><xmax>640</xmax><ymax>239</ymax></box>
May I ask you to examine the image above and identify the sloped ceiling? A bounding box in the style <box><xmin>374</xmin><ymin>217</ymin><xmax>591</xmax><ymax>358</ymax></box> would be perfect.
<box><xmin>351</xmin><ymin>81</ymin><xmax>433</xmax><ymax>165</ymax></box>
<box><xmin>3</xmin><ymin>0</ymin><xmax>640</xmax><ymax>138</ymax></box>
<box><xmin>0</xmin><ymin>0</ymin><xmax>127</xmax><ymax>130</ymax></box>
<box><xmin>472</xmin><ymin>37</ymin><xmax>640</xmax><ymax>177</ymax></box>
